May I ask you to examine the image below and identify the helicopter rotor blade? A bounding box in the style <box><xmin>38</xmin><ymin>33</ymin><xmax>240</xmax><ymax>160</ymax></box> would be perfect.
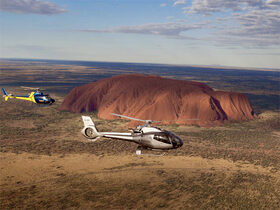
<box><xmin>150</xmin><ymin>120</ymin><xmax>161</xmax><ymax>123</ymax></box>
<box><xmin>20</xmin><ymin>86</ymin><xmax>45</xmax><ymax>91</ymax></box>
<box><xmin>112</xmin><ymin>113</ymin><xmax>162</xmax><ymax>125</ymax></box>
<box><xmin>21</xmin><ymin>86</ymin><xmax>39</xmax><ymax>90</ymax></box>
<box><xmin>111</xmin><ymin>113</ymin><xmax>198</xmax><ymax>124</ymax></box>
<box><xmin>111</xmin><ymin>113</ymin><xmax>147</xmax><ymax>122</ymax></box>
<box><xmin>164</xmin><ymin>118</ymin><xmax>199</xmax><ymax>122</ymax></box>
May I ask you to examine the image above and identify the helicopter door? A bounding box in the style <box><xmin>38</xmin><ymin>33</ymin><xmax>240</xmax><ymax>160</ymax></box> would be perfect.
<box><xmin>153</xmin><ymin>133</ymin><xmax>171</xmax><ymax>144</ymax></box>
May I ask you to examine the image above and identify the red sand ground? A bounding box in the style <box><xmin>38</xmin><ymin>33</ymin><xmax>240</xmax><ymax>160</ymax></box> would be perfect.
<box><xmin>59</xmin><ymin>74</ymin><xmax>255</xmax><ymax>126</ymax></box>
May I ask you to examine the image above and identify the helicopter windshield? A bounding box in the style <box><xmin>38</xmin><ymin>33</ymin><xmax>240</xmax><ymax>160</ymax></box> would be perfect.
<box><xmin>153</xmin><ymin>131</ymin><xmax>183</xmax><ymax>148</ymax></box>
<box><xmin>153</xmin><ymin>133</ymin><xmax>171</xmax><ymax>144</ymax></box>
<box><xmin>168</xmin><ymin>132</ymin><xmax>183</xmax><ymax>148</ymax></box>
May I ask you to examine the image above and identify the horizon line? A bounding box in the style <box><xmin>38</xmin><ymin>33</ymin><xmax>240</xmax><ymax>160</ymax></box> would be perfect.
<box><xmin>0</xmin><ymin>57</ymin><xmax>279</xmax><ymax>72</ymax></box>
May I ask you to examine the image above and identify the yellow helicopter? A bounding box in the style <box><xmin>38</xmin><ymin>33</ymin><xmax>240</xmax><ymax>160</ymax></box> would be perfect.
<box><xmin>2</xmin><ymin>87</ymin><xmax>55</xmax><ymax>105</ymax></box>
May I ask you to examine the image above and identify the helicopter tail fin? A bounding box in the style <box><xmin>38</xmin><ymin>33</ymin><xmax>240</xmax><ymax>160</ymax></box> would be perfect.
<box><xmin>82</xmin><ymin>116</ymin><xmax>97</xmax><ymax>127</ymax></box>
<box><xmin>81</xmin><ymin>116</ymin><xmax>100</xmax><ymax>140</ymax></box>
<box><xmin>2</xmin><ymin>88</ymin><xmax>9</xmax><ymax>101</ymax></box>
<box><xmin>2</xmin><ymin>88</ymin><xmax>7</xmax><ymax>96</ymax></box>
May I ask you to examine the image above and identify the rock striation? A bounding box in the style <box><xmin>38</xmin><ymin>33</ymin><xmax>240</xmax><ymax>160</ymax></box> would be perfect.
<box><xmin>59</xmin><ymin>74</ymin><xmax>255</xmax><ymax>126</ymax></box>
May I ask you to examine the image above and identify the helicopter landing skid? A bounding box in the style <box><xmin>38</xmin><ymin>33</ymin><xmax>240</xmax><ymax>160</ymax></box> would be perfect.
<box><xmin>135</xmin><ymin>146</ymin><xmax>166</xmax><ymax>156</ymax></box>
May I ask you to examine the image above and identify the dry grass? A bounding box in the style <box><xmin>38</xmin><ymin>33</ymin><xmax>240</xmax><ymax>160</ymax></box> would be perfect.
<box><xmin>1</xmin><ymin>153</ymin><xmax>280</xmax><ymax>209</ymax></box>
<box><xmin>0</xmin><ymin>61</ymin><xmax>279</xmax><ymax>209</ymax></box>
<box><xmin>0</xmin><ymin>98</ymin><xmax>280</xmax><ymax>209</ymax></box>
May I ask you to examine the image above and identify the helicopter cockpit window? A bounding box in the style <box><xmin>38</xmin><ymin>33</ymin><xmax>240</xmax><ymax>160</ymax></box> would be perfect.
<box><xmin>153</xmin><ymin>133</ymin><xmax>171</xmax><ymax>144</ymax></box>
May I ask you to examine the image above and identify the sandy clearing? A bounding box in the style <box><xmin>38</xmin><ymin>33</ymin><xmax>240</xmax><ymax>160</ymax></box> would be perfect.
<box><xmin>1</xmin><ymin>152</ymin><xmax>277</xmax><ymax>188</ymax></box>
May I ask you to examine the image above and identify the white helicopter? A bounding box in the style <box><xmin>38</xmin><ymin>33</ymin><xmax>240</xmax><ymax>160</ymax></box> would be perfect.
<box><xmin>81</xmin><ymin>113</ymin><xmax>183</xmax><ymax>155</ymax></box>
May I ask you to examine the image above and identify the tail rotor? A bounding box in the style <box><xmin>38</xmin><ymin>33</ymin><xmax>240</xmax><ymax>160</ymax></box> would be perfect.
<box><xmin>81</xmin><ymin>116</ymin><xmax>100</xmax><ymax>141</ymax></box>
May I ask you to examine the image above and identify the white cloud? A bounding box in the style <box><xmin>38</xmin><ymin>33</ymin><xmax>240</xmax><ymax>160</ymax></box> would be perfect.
<box><xmin>220</xmin><ymin>10</ymin><xmax>280</xmax><ymax>47</ymax></box>
<box><xmin>266</xmin><ymin>0</ymin><xmax>280</xmax><ymax>7</ymax></box>
<box><xmin>0</xmin><ymin>0</ymin><xmax>66</xmax><ymax>15</ymax></box>
<box><xmin>234</xmin><ymin>10</ymin><xmax>280</xmax><ymax>36</ymax></box>
<box><xmin>174</xmin><ymin>0</ymin><xmax>186</xmax><ymax>6</ymax></box>
<box><xmin>185</xmin><ymin>0</ymin><xmax>270</xmax><ymax>14</ymax></box>
<box><xmin>79</xmin><ymin>22</ymin><xmax>205</xmax><ymax>39</ymax></box>
<box><xmin>160</xmin><ymin>3</ymin><xmax>167</xmax><ymax>7</ymax></box>
<box><xmin>78</xmin><ymin>0</ymin><xmax>279</xmax><ymax>49</ymax></box>
<box><xmin>180</xmin><ymin>0</ymin><xmax>280</xmax><ymax>48</ymax></box>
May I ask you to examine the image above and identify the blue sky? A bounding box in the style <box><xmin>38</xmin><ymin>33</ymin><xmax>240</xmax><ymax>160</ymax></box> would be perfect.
<box><xmin>0</xmin><ymin>0</ymin><xmax>279</xmax><ymax>68</ymax></box>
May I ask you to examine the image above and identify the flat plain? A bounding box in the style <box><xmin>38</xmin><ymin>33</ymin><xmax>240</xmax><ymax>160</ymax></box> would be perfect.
<box><xmin>0</xmin><ymin>60</ymin><xmax>279</xmax><ymax>209</ymax></box>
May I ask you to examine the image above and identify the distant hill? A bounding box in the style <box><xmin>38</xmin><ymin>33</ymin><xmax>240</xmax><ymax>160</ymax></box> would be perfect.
<box><xmin>59</xmin><ymin>74</ymin><xmax>256</xmax><ymax>126</ymax></box>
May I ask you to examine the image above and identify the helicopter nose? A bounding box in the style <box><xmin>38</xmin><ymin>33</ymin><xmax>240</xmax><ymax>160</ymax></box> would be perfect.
<box><xmin>177</xmin><ymin>137</ymin><xmax>183</xmax><ymax>147</ymax></box>
<box><xmin>172</xmin><ymin>136</ymin><xmax>183</xmax><ymax>148</ymax></box>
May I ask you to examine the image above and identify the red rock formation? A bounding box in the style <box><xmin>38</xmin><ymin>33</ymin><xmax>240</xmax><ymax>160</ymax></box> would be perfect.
<box><xmin>59</xmin><ymin>74</ymin><xmax>255</xmax><ymax>126</ymax></box>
